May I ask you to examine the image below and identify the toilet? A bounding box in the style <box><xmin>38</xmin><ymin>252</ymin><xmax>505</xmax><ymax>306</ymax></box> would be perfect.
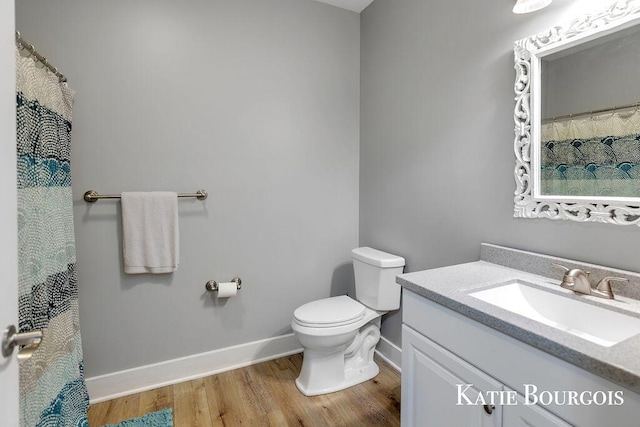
<box><xmin>291</xmin><ymin>247</ymin><xmax>405</xmax><ymax>396</ymax></box>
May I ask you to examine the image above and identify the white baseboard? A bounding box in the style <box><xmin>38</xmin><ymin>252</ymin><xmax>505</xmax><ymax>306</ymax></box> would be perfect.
<box><xmin>375</xmin><ymin>335</ymin><xmax>402</xmax><ymax>372</ymax></box>
<box><xmin>85</xmin><ymin>333</ymin><xmax>303</xmax><ymax>404</ymax></box>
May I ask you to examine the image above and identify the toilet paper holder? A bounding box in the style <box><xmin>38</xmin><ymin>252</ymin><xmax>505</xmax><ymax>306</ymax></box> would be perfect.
<box><xmin>205</xmin><ymin>277</ymin><xmax>242</xmax><ymax>292</ymax></box>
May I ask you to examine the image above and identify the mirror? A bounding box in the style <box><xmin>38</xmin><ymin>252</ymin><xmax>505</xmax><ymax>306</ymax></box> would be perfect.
<box><xmin>513</xmin><ymin>0</ymin><xmax>640</xmax><ymax>225</ymax></box>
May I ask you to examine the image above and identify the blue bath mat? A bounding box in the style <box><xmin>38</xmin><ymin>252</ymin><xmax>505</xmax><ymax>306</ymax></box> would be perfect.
<box><xmin>104</xmin><ymin>408</ymin><xmax>173</xmax><ymax>427</ymax></box>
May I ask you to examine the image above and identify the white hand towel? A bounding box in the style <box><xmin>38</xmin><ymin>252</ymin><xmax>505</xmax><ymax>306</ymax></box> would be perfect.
<box><xmin>121</xmin><ymin>191</ymin><xmax>179</xmax><ymax>274</ymax></box>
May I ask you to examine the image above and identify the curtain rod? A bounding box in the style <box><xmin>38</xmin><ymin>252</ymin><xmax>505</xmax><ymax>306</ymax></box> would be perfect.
<box><xmin>542</xmin><ymin>101</ymin><xmax>640</xmax><ymax>124</ymax></box>
<box><xmin>15</xmin><ymin>31</ymin><xmax>67</xmax><ymax>83</ymax></box>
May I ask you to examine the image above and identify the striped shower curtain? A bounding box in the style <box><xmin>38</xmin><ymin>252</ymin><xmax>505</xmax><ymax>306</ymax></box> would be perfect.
<box><xmin>541</xmin><ymin>109</ymin><xmax>640</xmax><ymax>197</ymax></box>
<box><xmin>16</xmin><ymin>48</ymin><xmax>89</xmax><ymax>426</ymax></box>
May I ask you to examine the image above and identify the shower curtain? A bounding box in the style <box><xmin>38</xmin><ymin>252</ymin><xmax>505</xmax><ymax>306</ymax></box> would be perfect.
<box><xmin>16</xmin><ymin>48</ymin><xmax>89</xmax><ymax>426</ymax></box>
<box><xmin>541</xmin><ymin>109</ymin><xmax>640</xmax><ymax>197</ymax></box>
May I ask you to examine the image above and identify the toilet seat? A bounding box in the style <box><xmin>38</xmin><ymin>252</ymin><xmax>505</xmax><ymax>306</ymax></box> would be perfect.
<box><xmin>293</xmin><ymin>296</ymin><xmax>366</xmax><ymax>328</ymax></box>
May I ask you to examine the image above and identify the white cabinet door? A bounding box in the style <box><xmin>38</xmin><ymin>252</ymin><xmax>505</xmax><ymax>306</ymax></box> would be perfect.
<box><xmin>503</xmin><ymin>392</ymin><xmax>572</xmax><ymax>427</ymax></box>
<box><xmin>402</xmin><ymin>325</ymin><xmax>502</xmax><ymax>427</ymax></box>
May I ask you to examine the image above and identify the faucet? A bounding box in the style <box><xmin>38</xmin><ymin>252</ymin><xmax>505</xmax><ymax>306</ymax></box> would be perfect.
<box><xmin>553</xmin><ymin>264</ymin><xmax>628</xmax><ymax>299</ymax></box>
<box><xmin>554</xmin><ymin>264</ymin><xmax>592</xmax><ymax>294</ymax></box>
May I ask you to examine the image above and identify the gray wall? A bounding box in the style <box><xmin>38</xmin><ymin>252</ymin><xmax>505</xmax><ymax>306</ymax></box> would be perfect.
<box><xmin>360</xmin><ymin>0</ymin><xmax>640</xmax><ymax>346</ymax></box>
<box><xmin>16</xmin><ymin>0</ymin><xmax>360</xmax><ymax>377</ymax></box>
<box><xmin>544</xmin><ymin>28</ymin><xmax>640</xmax><ymax>118</ymax></box>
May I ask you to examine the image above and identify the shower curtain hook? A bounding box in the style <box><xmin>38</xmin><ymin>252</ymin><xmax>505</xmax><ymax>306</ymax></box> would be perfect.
<box><xmin>36</xmin><ymin>58</ymin><xmax>48</xmax><ymax>70</ymax></box>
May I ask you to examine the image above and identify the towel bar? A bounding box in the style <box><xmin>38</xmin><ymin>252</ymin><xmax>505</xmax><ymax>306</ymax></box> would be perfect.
<box><xmin>84</xmin><ymin>189</ymin><xmax>208</xmax><ymax>203</ymax></box>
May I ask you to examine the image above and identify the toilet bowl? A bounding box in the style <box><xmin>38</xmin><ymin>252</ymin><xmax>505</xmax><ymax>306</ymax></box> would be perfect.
<box><xmin>291</xmin><ymin>247</ymin><xmax>405</xmax><ymax>396</ymax></box>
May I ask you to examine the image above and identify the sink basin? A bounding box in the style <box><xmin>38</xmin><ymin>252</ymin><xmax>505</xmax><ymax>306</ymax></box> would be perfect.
<box><xmin>469</xmin><ymin>281</ymin><xmax>640</xmax><ymax>347</ymax></box>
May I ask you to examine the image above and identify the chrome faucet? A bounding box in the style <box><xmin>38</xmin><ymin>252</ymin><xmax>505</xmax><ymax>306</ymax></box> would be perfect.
<box><xmin>553</xmin><ymin>264</ymin><xmax>628</xmax><ymax>299</ymax></box>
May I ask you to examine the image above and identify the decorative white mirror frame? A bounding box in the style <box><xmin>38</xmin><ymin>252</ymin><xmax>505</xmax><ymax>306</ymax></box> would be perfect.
<box><xmin>513</xmin><ymin>0</ymin><xmax>640</xmax><ymax>225</ymax></box>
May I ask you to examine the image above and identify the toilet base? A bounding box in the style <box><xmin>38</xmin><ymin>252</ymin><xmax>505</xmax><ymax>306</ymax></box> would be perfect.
<box><xmin>294</xmin><ymin>318</ymin><xmax>382</xmax><ymax>396</ymax></box>
<box><xmin>295</xmin><ymin>358</ymin><xmax>380</xmax><ymax>397</ymax></box>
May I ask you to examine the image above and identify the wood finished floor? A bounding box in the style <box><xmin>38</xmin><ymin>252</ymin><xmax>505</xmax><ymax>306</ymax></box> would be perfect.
<box><xmin>88</xmin><ymin>353</ymin><xmax>401</xmax><ymax>426</ymax></box>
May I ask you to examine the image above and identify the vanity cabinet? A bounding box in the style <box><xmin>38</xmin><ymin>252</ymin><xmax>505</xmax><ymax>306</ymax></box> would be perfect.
<box><xmin>401</xmin><ymin>289</ymin><xmax>640</xmax><ymax>427</ymax></box>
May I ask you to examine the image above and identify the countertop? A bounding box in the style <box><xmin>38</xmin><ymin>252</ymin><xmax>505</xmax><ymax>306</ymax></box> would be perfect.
<box><xmin>397</xmin><ymin>244</ymin><xmax>640</xmax><ymax>394</ymax></box>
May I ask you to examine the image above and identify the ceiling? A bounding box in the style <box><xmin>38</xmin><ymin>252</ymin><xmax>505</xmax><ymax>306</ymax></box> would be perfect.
<box><xmin>311</xmin><ymin>0</ymin><xmax>375</xmax><ymax>13</ymax></box>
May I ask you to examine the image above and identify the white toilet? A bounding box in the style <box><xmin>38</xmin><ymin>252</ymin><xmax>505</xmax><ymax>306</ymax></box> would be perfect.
<box><xmin>291</xmin><ymin>247</ymin><xmax>405</xmax><ymax>396</ymax></box>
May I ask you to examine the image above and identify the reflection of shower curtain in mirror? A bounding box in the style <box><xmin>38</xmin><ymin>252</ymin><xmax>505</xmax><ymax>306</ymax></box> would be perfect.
<box><xmin>541</xmin><ymin>109</ymin><xmax>640</xmax><ymax>197</ymax></box>
<box><xmin>16</xmin><ymin>49</ymin><xmax>89</xmax><ymax>426</ymax></box>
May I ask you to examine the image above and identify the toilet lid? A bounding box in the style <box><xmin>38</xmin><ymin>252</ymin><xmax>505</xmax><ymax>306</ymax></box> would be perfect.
<box><xmin>294</xmin><ymin>296</ymin><xmax>366</xmax><ymax>328</ymax></box>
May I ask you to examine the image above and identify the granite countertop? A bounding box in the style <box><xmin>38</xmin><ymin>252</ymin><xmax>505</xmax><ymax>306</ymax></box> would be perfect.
<box><xmin>397</xmin><ymin>244</ymin><xmax>640</xmax><ymax>394</ymax></box>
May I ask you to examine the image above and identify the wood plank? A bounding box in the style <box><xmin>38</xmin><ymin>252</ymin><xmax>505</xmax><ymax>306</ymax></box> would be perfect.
<box><xmin>343</xmin><ymin>364</ymin><xmax>401</xmax><ymax>426</ymax></box>
<box><xmin>203</xmin><ymin>367</ymin><xmax>266</xmax><ymax>425</ymax></box>
<box><xmin>87</xmin><ymin>399</ymin><xmax>111</xmax><ymax>427</ymax></box>
<box><xmin>94</xmin><ymin>393</ymin><xmax>140</xmax><ymax>426</ymax></box>
<box><xmin>173</xmin><ymin>378</ymin><xmax>213</xmax><ymax>427</ymax></box>
<box><xmin>138</xmin><ymin>384</ymin><xmax>173</xmax><ymax>415</ymax></box>
<box><xmin>172</xmin><ymin>381</ymin><xmax>195</xmax><ymax>427</ymax></box>
<box><xmin>191</xmin><ymin>378</ymin><xmax>214</xmax><ymax>427</ymax></box>
<box><xmin>266</xmin><ymin>410</ymin><xmax>289</xmax><ymax>426</ymax></box>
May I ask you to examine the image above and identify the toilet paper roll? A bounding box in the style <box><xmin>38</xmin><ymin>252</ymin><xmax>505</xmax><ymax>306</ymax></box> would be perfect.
<box><xmin>216</xmin><ymin>282</ymin><xmax>238</xmax><ymax>298</ymax></box>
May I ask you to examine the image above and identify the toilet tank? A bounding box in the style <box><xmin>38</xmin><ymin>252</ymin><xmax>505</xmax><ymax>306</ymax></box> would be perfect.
<box><xmin>351</xmin><ymin>247</ymin><xmax>405</xmax><ymax>311</ymax></box>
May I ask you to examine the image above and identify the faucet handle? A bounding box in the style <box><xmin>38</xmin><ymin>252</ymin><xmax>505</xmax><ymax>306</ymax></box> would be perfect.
<box><xmin>553</xmin><ymin>263</ymin><xmax>569</xmax><ymax>272</ymax></box>
<box><xmin>594</xmin><ymin>277</ymin><xmax>629</xmax><ymax>299</ymax></box>
<box><xmin>553</xmin><ymin>263</ymin><xmax>575</xmax><ymax>289</ymax></box>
